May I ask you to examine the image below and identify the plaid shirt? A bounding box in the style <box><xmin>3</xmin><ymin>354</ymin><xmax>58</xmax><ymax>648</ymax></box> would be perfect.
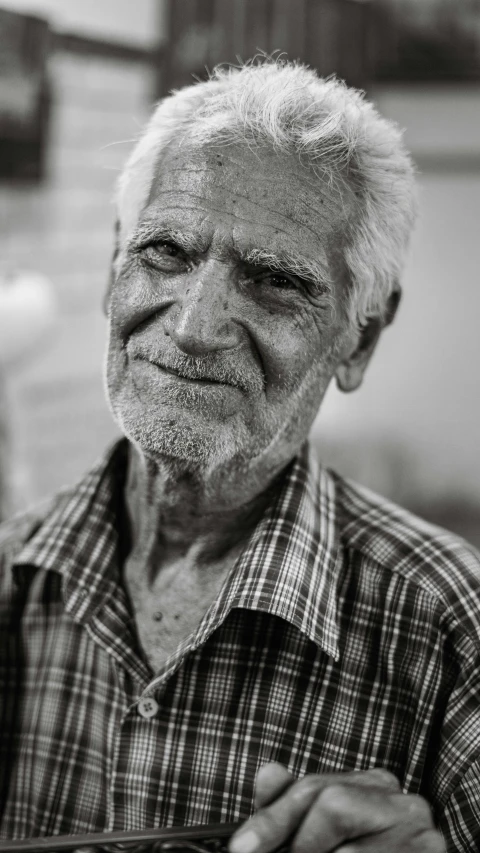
<box><xmin>1</xmin><ymin>441</ymin><xmax>480</xmax><ymax>852</ymax></box>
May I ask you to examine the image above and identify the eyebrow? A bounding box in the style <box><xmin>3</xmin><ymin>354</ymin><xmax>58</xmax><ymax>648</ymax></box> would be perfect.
<box><xmin>129</xmin><ymin>222</ymin><xmax>333</xmax><ymax>295</ymax></box>
<box><xmin>128</xmin><ymin>222</ymin><xmax>207</xmax><ymax>255</ymax></box>
<box><xmin>241</xmin><ymin>247</ymin><xmax>332</xmax><ymax>295</ymax></box>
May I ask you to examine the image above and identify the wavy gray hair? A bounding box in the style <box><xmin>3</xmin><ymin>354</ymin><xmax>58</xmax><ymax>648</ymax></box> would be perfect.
<box><xmin>115</xmin><ymin>60</ymin><xmax>418</xmax><ymax>329</ymax></box>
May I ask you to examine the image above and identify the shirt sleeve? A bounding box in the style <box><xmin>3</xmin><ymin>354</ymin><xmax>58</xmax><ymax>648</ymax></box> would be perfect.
<box><xmin>438</xmin><ymin>758</ymin><xmax>480</xmax><ymax>852</ymax></box>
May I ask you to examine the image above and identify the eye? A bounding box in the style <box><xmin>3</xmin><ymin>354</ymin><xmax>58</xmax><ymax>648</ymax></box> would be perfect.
<box><xmin>140</xmin><ymin>240</ymin><xmax>189</xmax><ymax>270</ymax></box>
<box><xmin>155</xmin><ymin>241</ymin><xmax>182</xmax><ymax>257</ymax></box>
<box><xmin>262</xmin><ymin>271</ymin><xmax>300</xmax><ymax>291</ymax></box>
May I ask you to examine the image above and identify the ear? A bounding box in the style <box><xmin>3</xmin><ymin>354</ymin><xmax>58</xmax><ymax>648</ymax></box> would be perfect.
<box><xmin>103</xmin><ymin>218</ymin><xmax>120</xmax><ymax>316</ymax></box>
<box><xmin>335</xmin><ymin>287</ymin><xmax>401</xmax><ymax>394</ymax></box>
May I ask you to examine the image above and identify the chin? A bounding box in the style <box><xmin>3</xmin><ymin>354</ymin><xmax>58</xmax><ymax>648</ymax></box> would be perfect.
<box><xmin>112</xmin><ymin>399</ymin><xmax>259</xmax><ymax>476</ymax></box>
<box><xmin>106</xmin><ymin>380</ymin><xmax>299</xmax><ymax>485</ymax></box>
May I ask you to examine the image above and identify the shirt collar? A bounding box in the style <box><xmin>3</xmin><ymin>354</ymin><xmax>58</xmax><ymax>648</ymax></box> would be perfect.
<box><xmin>13</xmin><ymin>440</ymin><xmax>128</xmax><ymax>623</ymax></box>
<box><xmin>197</xmin><ymin>444</ymin><xmax>341</xmax><ymax>660</ymax></box>
<box><xmin>13</xmin><ymin>440</ymin><xmax>341</xmax><ymax>660</ymax></box>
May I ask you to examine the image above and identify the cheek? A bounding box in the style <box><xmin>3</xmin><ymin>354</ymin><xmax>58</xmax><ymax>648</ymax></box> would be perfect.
<box><xmin>256</xmin><ymin>315</ymin><xmax>338</xmax><ymax>397</ymax></box>
<box><xmin>109</xmin><ymin>263</ymin><xmax>159</xmax><ymax>341</ymax></box>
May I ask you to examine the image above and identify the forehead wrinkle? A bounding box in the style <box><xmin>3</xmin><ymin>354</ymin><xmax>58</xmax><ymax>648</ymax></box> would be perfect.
<box><xmin>215</xmin><ymin>158</ymin><xmax>351</xmax><ymax>224</ymax></box>
<box><xmin>150</xmin><ymin>185</ymin><xmax>339</xmax><ymax>251</ymax></box>
<box><xmin>147</xmin><ymin>142</ymin><xmax>356</xmax><ymax>256</ymax></box>
<box><xmin>137</xmin><ymin>196</ymin><xmax>320</xmax><ymax>248</ymax></box>
<box><xmin>148</xmin><ymin>162</ymin><xmax>219</xmax><ymax>198</ymax></box>
<box><xmin>159</xmin><ymin>146</ymin><xmax>356</xmax><ymax>227</ymax></box>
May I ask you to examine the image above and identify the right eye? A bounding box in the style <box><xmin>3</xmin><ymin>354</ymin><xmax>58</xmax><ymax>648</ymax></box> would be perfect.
<box><xmin>140</xmin><ymin>241</ymin><xmax>189</xmax><ymax>270</ymax></box>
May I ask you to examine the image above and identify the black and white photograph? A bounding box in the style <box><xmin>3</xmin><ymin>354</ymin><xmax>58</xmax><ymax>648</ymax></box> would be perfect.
<box><xmin>0</xmin><ymin>2</ymin><xmax>479</xmax><ymax>851</ymax></box>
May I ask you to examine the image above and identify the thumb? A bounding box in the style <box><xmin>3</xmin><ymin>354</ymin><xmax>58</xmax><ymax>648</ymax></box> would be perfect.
<box><xmin>254</xmin><ymin>763</ymin><xmax>294</xmax><ymax>809</ymax></box>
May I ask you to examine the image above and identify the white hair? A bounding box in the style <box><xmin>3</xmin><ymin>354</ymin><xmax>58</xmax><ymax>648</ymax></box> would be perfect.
<box><xmin>116</xmin><ymin>59</ymin><xmax>418</xmax><ymax>328</ymax></box>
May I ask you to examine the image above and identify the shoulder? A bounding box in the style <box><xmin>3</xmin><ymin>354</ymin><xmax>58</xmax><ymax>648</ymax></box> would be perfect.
<box><xmin>330</xmin><ymin>470</ymin><xmax>480</xmax><ymax>628</ymax></box>
<box><xmin>0</xmin><ymin>490</ymin><xmax>71</xmax><ymax>576</ymax></box>
<box><xmin>0</xmin><ymin>439</ymin><xmax>127</xmax><ymax>578</ymax></box>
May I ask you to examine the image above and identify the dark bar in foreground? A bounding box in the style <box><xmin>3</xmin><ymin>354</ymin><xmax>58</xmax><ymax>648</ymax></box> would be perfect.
<box><xmin>0</xmin><ymin>823</ymin><xmax>242</xmax><ymax>853</ymax></box>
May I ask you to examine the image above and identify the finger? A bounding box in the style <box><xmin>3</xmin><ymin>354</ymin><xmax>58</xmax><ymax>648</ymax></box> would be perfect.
<box><xmin>292</xmin><ymin>787</ymin><xmax>434</xmax><ymax>853</ymax></box>
<box><xmin>230</xmin><ymin>770</ymin><xmax>401</xmax><ymax>853</ymax></box>
<box><xmin>352</xmin><ymin>767</ymin><xmax>401</xmax><ymax>793</ymax></box>
<box><xmin>255</xmin><ymin>763</ymin><xmax>295</xmax><ymax>809</ymax></box>
<box><xmin>231</xmin><ymin>774</ymin><xmax>326</xmax><ymax>853</ymax></box>
<box><xmin>255</xmin><ymin>766</ymin><xmax>398</xmax><ymax>810</ymax></box>
<box><xmin>336</xmin><ymin>827</ymin><xmax>445</xmax><ymax>853</ymax></box>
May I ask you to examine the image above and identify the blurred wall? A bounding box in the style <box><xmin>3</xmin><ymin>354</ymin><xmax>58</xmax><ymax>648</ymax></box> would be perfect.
<box><xmin>0</xmin><ymin>0</ymin><xmax>160</xmax><ymax>47</ymax></box>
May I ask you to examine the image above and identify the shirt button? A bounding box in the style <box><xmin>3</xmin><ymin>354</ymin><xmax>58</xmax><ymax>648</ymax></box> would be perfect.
<box><xmin>137</xmin><ymin>697</ymin><xmax>159</xmax><ymax>719</ymax></box>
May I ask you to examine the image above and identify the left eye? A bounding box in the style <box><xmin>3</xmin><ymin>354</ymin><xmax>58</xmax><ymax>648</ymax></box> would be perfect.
<box><xmin>149</xmin><ymin>241</ymin><xmax>183</xmax><ymax>258</ymax></box>
<box><xmin>157</xmin><ymin>241</ymin><xmax>182</xmax><ymax>257</ymax></box>
<box><xmin>263</xmin><ymin>272</ymin><xmax>298</xmax><ymax>290</ymax></box>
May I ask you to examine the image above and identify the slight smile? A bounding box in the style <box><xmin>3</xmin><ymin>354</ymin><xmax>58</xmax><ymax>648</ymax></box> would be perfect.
<box><xmin>131</xmin><ymin>355</ymin><xmax>239</xmax><ymax>390</ymax></box>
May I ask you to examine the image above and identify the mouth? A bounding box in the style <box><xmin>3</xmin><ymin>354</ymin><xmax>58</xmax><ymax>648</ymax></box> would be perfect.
<box><xmin>131</xmin><ymin>355</ymin><xmax>239</xmax><ymax>390</ymax></box>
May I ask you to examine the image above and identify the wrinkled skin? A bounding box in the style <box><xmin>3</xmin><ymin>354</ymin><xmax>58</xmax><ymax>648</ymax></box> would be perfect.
<box><xmin>106</xmin><ymin>142</ymin><xmax>370</xmax><ymax>507</ymax></box>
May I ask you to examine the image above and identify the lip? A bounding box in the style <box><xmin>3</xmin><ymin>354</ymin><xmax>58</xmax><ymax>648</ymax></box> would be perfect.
<box><xmin>131</xmin><ymin>355</ymin><xmax>237</xmax><ymax>390</ymax></box>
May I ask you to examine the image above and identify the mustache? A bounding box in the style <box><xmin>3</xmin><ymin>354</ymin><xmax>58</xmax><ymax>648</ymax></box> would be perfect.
<box><xmin>127</xmin><ymin>341</ymin><xmax>264</xmax><ymax>394</ymax></box>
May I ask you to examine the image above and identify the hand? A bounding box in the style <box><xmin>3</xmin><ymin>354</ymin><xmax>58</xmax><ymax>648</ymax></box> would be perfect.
<box><xmin>229</xmin><ymin>763</ymin><xmax>445</xmax><ymax>852</ymax></box>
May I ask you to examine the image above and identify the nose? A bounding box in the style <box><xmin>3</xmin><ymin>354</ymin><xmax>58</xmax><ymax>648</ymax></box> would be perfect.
<box><xmin>164</xmin><ymin>260</ymin><xmax>241</xmax><ymax>357</ymax></box>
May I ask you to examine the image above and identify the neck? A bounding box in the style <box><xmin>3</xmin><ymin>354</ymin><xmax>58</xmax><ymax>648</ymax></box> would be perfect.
<box><xmin>123</xmin><ymin>445</ymin><xmax>288</xmax><ymax>585</ymax></box>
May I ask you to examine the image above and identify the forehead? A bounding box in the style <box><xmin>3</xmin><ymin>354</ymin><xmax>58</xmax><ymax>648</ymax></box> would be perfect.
<box><xmin>141</xmin><ymin>141</ymin><xmax>357</xmax><ymax>264</ymax></box>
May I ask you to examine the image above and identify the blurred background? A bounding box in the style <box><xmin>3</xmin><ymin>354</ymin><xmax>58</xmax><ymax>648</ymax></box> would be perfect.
<box><xmin>0</xmin><ymin>0</ymin><xmax>479</xmax><ymax>545</ymax></box>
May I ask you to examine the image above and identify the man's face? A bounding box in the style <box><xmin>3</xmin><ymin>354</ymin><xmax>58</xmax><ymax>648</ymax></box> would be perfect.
<box><xmin>106</xmin><ymin>141</ymin><xmax>357</xmax><ymax>482</ymax></box>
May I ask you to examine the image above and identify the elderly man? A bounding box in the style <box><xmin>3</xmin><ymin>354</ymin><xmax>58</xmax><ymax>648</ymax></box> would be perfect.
<box><xmin>0</xmin><ymin>61</ymin><xmax>479</xmax><ymax>853</ymax></box>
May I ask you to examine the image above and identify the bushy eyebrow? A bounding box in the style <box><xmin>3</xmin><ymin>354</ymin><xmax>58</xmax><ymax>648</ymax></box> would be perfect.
<box><xmin>129</xmin><ymin>222</ymin><xmax>333</xmax><ymax>296</ymax></box>
<box><xmin>128</xmin><ymin>222</ymin><xmax>207</xmax><ymax>255</ymax></box>
<box><xmin>242</xmin><ymin>247</ymin><xmax>332</xmax><ymax>295</ymax></box>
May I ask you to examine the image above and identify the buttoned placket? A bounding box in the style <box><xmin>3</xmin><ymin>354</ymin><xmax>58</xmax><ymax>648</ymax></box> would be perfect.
<box><xmin>58</xmin><ymin>534</ymin><xmax>241</xmax><ymax>832</ymax></box>
<box><xmin>88</xmin><ymin>594</ymin><xmax>225</xmax><ymax>830</ymax></box>
<box><xmin>64</xmin><ymin>579</ymin><xmax>159</xmax><ymax>831</ymax></box>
